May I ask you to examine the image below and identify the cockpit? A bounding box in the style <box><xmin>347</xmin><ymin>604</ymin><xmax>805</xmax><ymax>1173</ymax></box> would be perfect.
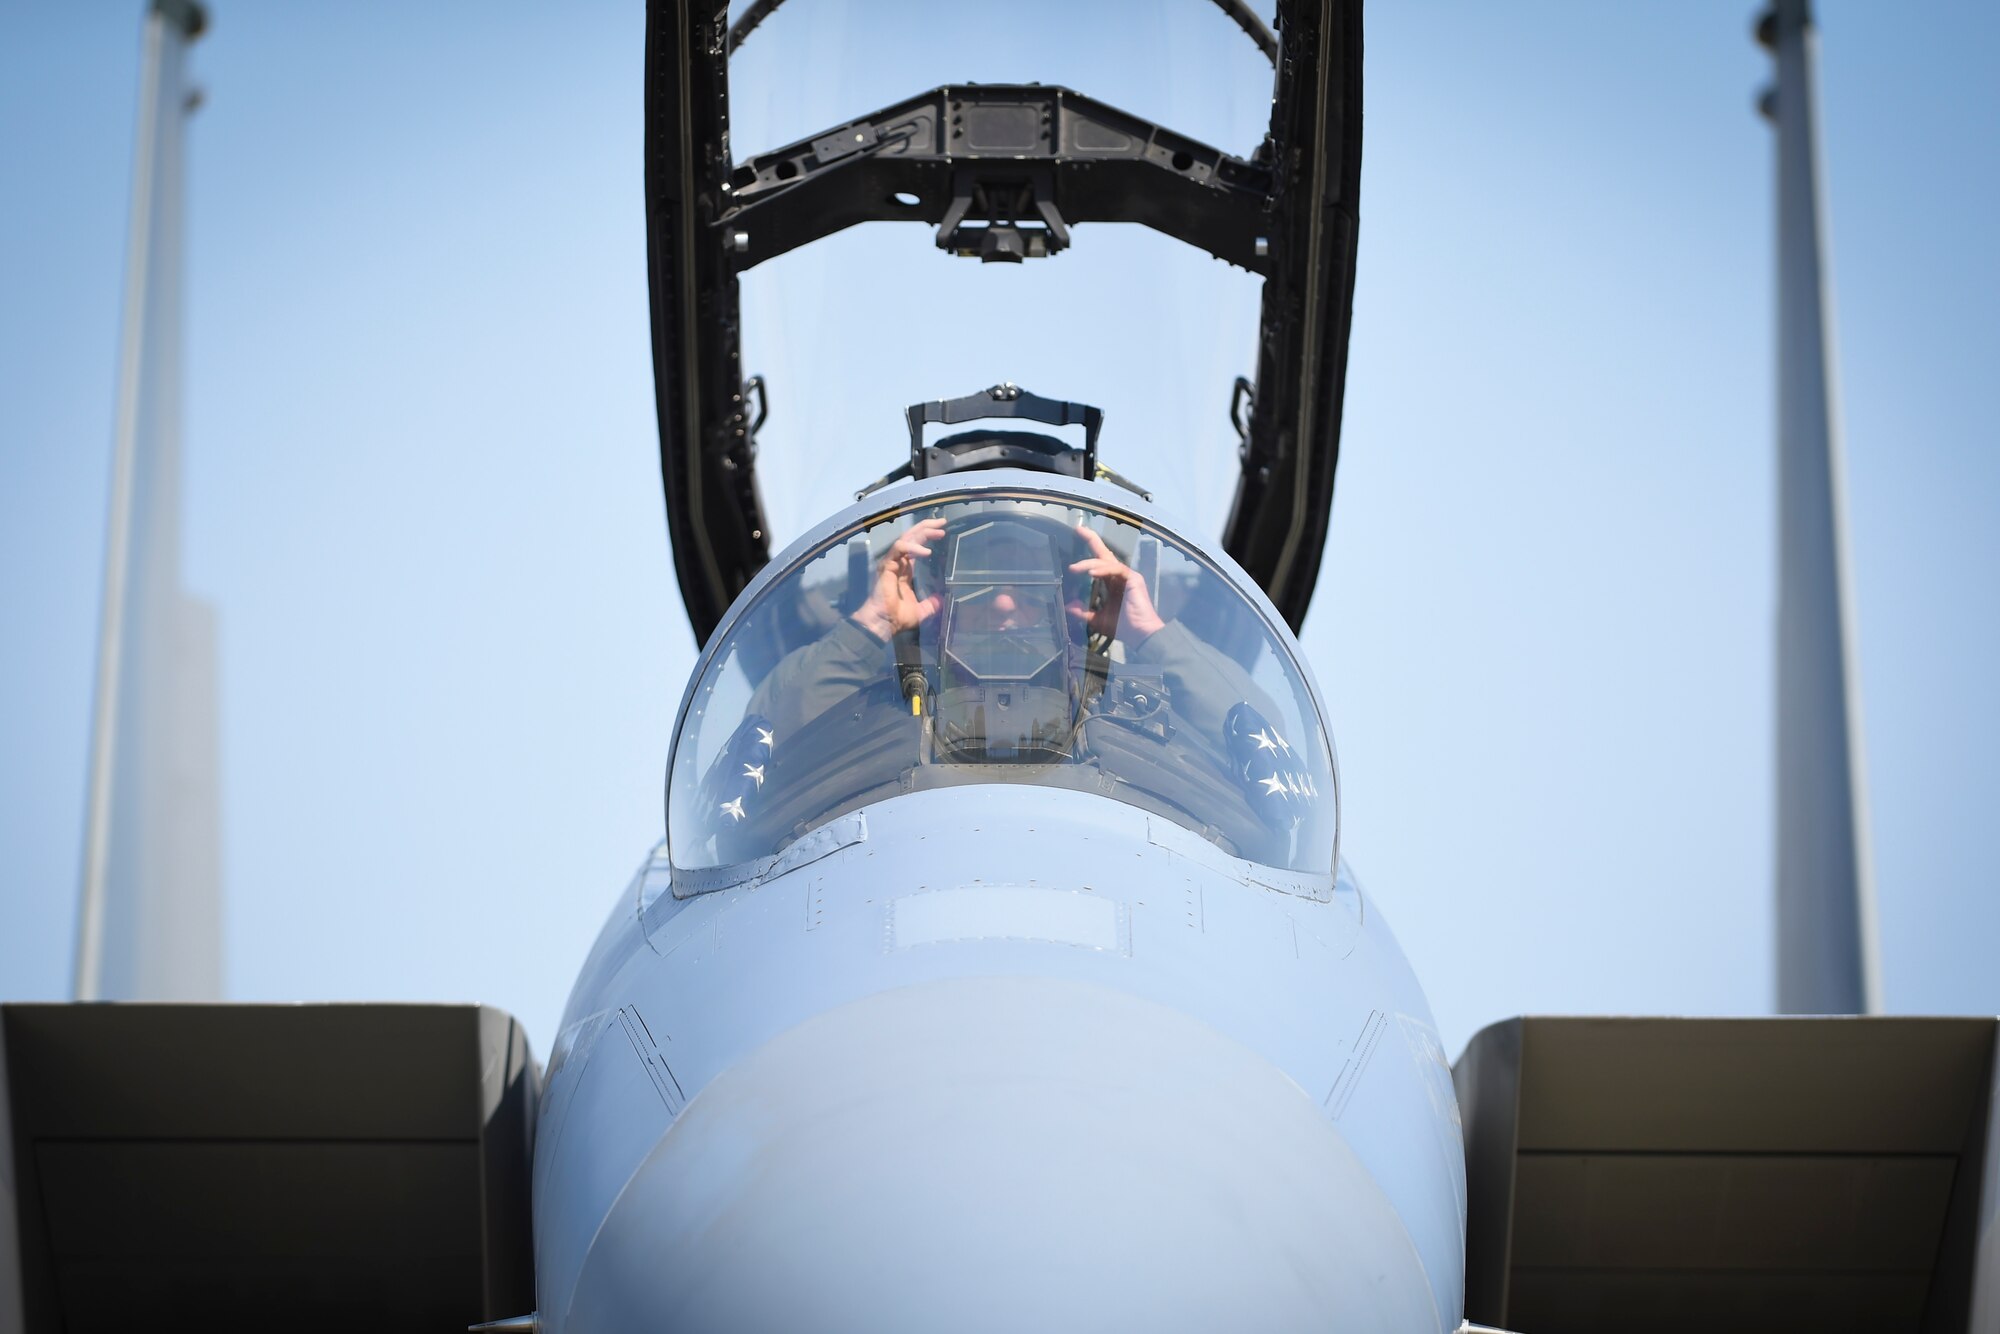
<box><xmin>668</xmin><ymin>484</ymin><xmax>1336</xmax><ymax>879</ymax></box>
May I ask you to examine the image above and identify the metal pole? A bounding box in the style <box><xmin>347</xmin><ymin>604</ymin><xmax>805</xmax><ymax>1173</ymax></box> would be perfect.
<box><xmin>1757</xmin><ymin>0</ymin><xmax>1881</xmax><ymax>1015</ymax></box>
<box><xmin>75</xmin><ymin>0</ymin><xmax>209</xmax><ymax>1001</ymax></box>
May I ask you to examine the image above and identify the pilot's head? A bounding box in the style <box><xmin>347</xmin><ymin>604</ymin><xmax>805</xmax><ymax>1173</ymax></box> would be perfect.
<box><xmin>907</xmin><ymin>512</ymin><xmax>1083</xmax><ymax>762</ymax></box>
<box><xmin>948</xmin><ymin>585</ymin><xmax>1048</xmax><ymax>633</ymax></box>
<box><xmin>927</xmin><ymin>514</ymin><xmax>1086</xmax><ymax>645</ymax></box>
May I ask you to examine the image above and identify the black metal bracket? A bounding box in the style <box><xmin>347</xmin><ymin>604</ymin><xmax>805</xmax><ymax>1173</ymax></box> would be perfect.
<box><xmin>935</xmin><ymin>167</ymin><xmax>1070</xmax><ymax>263</ymax></box>
<box><xmin>906</xmin><ymin>384</ymin><xmax>1102</xmax><ymax>474</ymax></box>
<box><xmin>1229</xmin><ymin>375</ymin><xmax>1256</xmax><ymax>445</ymax></box>
<box><xmin>856</xmin><ymin>386</ymin><xmax>1112</xmax><ymax>500</ymax></box>
<box><xmin>716</xmin><ymin>86</ymin><xmax>1273</xmax><ymax>275</ymax></box>
<box><xmin>854</xmin><ymin>384</ymin><xmax>1107</xmax><ymax>499</ymax></box>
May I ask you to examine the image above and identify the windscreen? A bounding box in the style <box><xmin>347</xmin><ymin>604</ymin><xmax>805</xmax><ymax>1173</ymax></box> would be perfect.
<box><xmin>722</xmin><ymin>0</ymin><xmax>1277</xmax><ymax>545</ymax></box>
<box><xmin>669</xmin><ymin>490</ymin><xmax>1335</xmax><ymax>875</ymax></box>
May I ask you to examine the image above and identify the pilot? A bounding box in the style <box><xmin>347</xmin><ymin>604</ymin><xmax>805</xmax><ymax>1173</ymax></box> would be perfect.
<box><xmin>1065</xmin><ymin>525</ymin><xmax>1279</xmax><ymax>749</ymax></box>
<box><xmin>744</xmin><ymin>513</ymin><xmax>1274</xmax><ymax>753</ymax></box>
<box><xmin>743</xmin><ymin>516</ymin><xmax>945</xmax><ymax>741</ymax></box>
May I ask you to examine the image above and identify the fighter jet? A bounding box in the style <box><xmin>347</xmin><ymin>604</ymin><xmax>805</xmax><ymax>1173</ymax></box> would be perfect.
<box><xmin>530</xmin><ymin>388</ymin><xmax>1463</xmax><ymax>1329</ymax></box>
<box><xmin>518</xmin><ymin>2</ymin><xmax>1470</xmax><ymax>1325</ymax></box>
<box><xmin>6</xmin><ymin>3</ymin><xmax>1996</xmax><ymax>1333</ymax></box>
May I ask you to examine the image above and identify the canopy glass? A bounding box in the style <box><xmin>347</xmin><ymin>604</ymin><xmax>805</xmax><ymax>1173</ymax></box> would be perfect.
<box><xmin>669</xmin><ymin>487</ymin><xmax>1336</xmax><ymax>876</ymax></box>
<box><xmin>720</xmin><ymin>0</ymin><xmax>1279</xmax><ymax>544</ymax></box>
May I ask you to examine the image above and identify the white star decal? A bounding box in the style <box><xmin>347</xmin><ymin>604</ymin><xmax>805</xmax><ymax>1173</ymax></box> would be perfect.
<box><xmin>1251</xmin><ymin>728</ymin><xmax>1280</xmax><ymax>753</ymax></box>
<box><xmin>1286</xmin><ymin>773</ymin><xmax>1303</xmax><ymax>796</ymax></box>
<box><xmin>1258</xmin><ymin>774</ymin><xmax>1288</xmax><ymax>798</ymax></box>
<box><xmin>1303</xmin><ymin>775</ymin><xmax>1317</xmax><ymax>798</ymax></box>
<box><xmin>718</xmin><ymin>796</ymin><xmax>746</xmax><ymax>822</ymax></box>
<box><xmin>741</xmin><ymin>763</ymin><xmax>765</xmax><ymax>788</ymax></box>
<box><xmin>1271</xmin><ymin>730</ymin><xmax>1291</xmax><ymax>754</ymax></box>
<box><xmin>754</xmin><ymin>727</ymin><xmax>775</xmax><ymax>751</ymax></box>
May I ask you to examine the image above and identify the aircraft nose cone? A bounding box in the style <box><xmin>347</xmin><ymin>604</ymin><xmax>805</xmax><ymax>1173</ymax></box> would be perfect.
<box><xmin>561</xmin><ymin>977</ymin><xmax>1442</xmax><ymax>1334</ymax></box>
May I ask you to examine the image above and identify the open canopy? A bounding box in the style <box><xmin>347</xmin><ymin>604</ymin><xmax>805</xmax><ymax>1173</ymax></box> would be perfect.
<box><xmin>645</xmin><ymin>0</ymin><xmax>1363</xmax><ymax>643</ymax></box>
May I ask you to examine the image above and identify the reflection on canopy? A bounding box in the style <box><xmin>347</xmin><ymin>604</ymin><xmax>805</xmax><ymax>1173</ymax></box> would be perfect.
<box><xmin>669</xmin><ymin>491</ymin><xmax>1335</xmax><ymax>876</ymax></box>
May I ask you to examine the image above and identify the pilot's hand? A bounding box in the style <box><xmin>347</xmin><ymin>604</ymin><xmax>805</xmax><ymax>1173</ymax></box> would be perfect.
<box><xmin>851</xmin><ymin>517</ymin><xmax>946</xmax><ymax>641</ymax></box>
<box><xmin>1068</xmin><ymin>525</ymin><xmax>1165</xmax><ymax>643</ymax></box>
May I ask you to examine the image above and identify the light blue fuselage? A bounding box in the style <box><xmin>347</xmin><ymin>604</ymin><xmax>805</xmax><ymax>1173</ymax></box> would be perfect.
<box><xmin>529</xmin><ymin>474</ymin><xmax>1467</xmax><ymax>1332</ymax></box>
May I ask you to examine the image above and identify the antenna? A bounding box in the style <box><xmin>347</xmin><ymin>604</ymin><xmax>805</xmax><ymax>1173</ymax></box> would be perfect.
<box><xmin>74</xmin><ymin>0</ymin><xmax>221</xmax><ymax>1001</ymax></box>
<box><xmin>1756</xmin><ymin>0</ymin><xmax>1881</xmax><ymax>1015</ymax></box>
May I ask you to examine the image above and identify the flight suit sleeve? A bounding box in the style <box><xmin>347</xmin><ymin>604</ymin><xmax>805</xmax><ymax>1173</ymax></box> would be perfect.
<box><xmin>1126</xmin><ymin>619</ymin><xmax>1280</xmax><ymax>746</ymax></box>
<box><xmin>746</xmin><ymin>617</ymin><xmax>892</xmax><ymax>740</ymax></box>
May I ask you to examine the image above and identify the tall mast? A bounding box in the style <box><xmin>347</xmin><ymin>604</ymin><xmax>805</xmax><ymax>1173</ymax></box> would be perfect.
<box><xmin>1757</xmin><ymin>0</ymin><xmax>1880</xmax><ymax>1015</ymax></box>
<box><xmin>74</xmin><ymin>0</ymin><xmax>221</xmax><ymax>1002</ymax></box>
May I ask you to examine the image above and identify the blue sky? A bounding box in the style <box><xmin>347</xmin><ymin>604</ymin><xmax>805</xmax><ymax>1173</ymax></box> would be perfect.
<box><xmin>3</xmin><ymin>1</ymin><xmax>1995</xmax><ymax>1060</ymax></box>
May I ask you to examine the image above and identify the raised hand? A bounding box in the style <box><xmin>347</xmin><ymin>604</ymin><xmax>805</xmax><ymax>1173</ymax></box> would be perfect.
<box><xmin>1068</xmin><ymin>525</ymin><xmax>1165</xmax><ymax>643</ymax></box>
<box><xmin>851</xmin><ymin>516</ymin><xmax>946</xmax><ymax>641</ymax></box>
